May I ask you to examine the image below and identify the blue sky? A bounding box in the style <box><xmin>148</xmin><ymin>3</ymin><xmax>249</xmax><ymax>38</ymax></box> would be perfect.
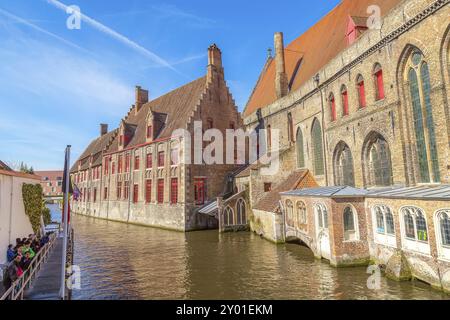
<box><xmin>0</xmin><ymin>0</ymin><xmax>340</xmax><ymax>170</ymax></box>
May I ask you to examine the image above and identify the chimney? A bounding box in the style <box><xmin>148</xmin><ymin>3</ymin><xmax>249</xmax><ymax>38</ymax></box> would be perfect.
<box><xmin>135</xmin><ymin>86</ymin><xmax>149</xmax><ymax>114</ymax></box>
<box><xmin>274</xmin><ymin>32</ymin><xmax>288</xmax><ymax>99</ymax></box>
<box><xmin>207</xmin><ymin>44</ymin><xmax>224</xmax><ymax>84</ymax></box>
<box><xmin>100</xmin><ymin>124</ymin><xmax>108</xmax><ymax>136</ymax></box>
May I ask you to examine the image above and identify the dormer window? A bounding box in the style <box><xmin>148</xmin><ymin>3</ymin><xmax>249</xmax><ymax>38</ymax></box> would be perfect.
<box><xmin>346</xmin><ymin>16</ymin><xmax>368</xmax><ymax>46</ymax></box>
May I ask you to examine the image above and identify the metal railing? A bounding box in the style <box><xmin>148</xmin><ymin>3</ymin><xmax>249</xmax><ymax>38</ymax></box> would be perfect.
<box><xmin>0</xmin><ymin>233</ymin><xmax>58</xmax><ymax>301</ymax></box>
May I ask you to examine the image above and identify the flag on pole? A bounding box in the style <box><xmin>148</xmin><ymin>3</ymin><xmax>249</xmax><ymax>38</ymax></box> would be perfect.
<box><xmin>61</xmin><ymin>147</ymin><xmax>73</xmax><ymax>224</ymax></box>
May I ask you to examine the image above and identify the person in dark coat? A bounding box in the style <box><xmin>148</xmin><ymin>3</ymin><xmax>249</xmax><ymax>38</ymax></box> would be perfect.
<box><xmin>7</xmin><ymin>245</ymin><xmax>15</xmax><ymax>263</ymax></box>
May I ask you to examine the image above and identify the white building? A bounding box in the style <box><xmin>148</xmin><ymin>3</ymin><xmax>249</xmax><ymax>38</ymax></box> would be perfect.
<box><xmin>0</xmin><ymin>165</ymin><xmax>39</xmax><ymax>266</ymax></box>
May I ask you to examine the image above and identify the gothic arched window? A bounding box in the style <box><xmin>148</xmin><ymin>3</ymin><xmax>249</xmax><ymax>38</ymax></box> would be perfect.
<box><xmin>334</xmin><ymin>142</ymin><xmax>355</xmax><ymax>187</ymax></box>
<box><xmin>364</xmin><ymin>133</ymin><xmax>393</xmax><ymax>187</ymax></box>
<box><xmin>401</xmin><ymin>206</ymin><xmax>428</xmax><ymax>242</ymax></box>
<box><xmin>343</xmin><ymin>206</ymin><xmax>358</xmax><ymax>241</ymax></box>
<box><xmin>224</xmin><ymin>206</ymin><xmax>234</xmax><ymax>226</ymax></box>
<box><xmin>406</xmin><ymin>51</ymin><xmax>440</xmax><ymax>183</ymax></box>
<box><xmin>236</xmin><ymin>199</ymin><xmax>246</xmax><ymax>225</ymax></box>
<box><xmin>311</xmin><ymin>119</ymin><xmax>324</xmax><ymax>176</ymax></box>
<box><xmin>297</xmin><ymin>201</ymin><xmax>307</xmax><ymax>227</ymax></box>
<box><xmin>357</xmin><ymin>74</ymin><xmax>366</xmax><ymax>108</ymax></box>
<box><xmin>374</xmin><ymin>63</ymin><xmax>385</xmax><ymax>100</ymax></box>
<box><xmin>286</xmin><ymin>200</ymin><xmax>294</xmax><ymax>227</ymax></box>
<box><xmin>296</xmin><ymin>128</ymin><xmax>305</xmax><ymax>168</ymax></box>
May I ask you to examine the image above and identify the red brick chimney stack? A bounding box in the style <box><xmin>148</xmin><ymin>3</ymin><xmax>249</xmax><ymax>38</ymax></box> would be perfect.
<box><xmin>207</xmin><ymin>44</ymin><xmax>224</xmax><ymax>84</ymax></box>
<box><xmin>135</xmin><ymin>86</ymin><xmax>149</xmax><ymax>115</ymax></box>
<box><xmin>274</xmin><ymin>32</ymin><xmax>288</xmax><ymax>99</ymax></box>
<box><xmin>100</xmin><ymin>123</ymin><xmax>108</xmax><ymax>136</ymax></box>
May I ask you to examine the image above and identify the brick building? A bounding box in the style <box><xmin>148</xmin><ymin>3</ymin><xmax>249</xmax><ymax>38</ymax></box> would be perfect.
<box><xmin>71</xmin><ymin>44</ymin><xmax>242</xmax><ymax>231</ymax></box>
<box><xmin>36</xmin><ymin>171</ymin><xmax>64</xmax><ymax>197</ymax></box>
<box><xmin>230</xmin><ymin>0</ymin><xmax>450</xmax><ymax>292</ymax></box>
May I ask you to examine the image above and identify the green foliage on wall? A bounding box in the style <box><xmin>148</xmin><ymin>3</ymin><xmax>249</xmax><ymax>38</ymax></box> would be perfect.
<box><xmin>22</xmin><ymin>183</ymin><xmax>45</xmax><ymax>234</ymax></box>
<box><xmin>42</xmin><ymin>205</ymin><xmax>52</xmax><ymax>225</ymax></box>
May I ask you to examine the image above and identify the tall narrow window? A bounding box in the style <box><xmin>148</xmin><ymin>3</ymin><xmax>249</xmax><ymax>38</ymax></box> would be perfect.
<box><xmin>286</xmin><ymin>200</ymin><xmax>294</xmax><ymax>227</ymax></box>
<box><xmin>157</xmin><ymin>179</ymin><xmax>164</xmax><ymax>203</ymax></box>
<box><xmin>406</xmin><ymin>51</ymin><xmax>440</xmax><ymax>183</ymax></box>
<box><xmin>357</xmin><ymin>75</ymin><xmax>366</xmax><ymax>108</ymax></box>
<box><xmin>104</xmin><ymin>187</ymin><xmax>108</xmax><ymax>200</ymax></box>
<box><xmin>374</xmin><ymin>63</ymin><xmax>385</xmax><ymax>100</ymax></box>
<box><xmin>341</xmin><ymin>85</ymin><xmax>349</xmax><ymax>116</ymax></box>
<box><xmin>297</xmin><ymin>201</ymin><xmax>307</xmax><ymax>228</ymax></box>
<box><xmin>364</xmin><ymin>133</ymin><xmax>393</xmax><ymax>187</ymax></box>
<box><xmin>236</xmin><ymin>199</ymin><xmax>246</xmax><ymax>225</ymax></box>
<box><xmin>296</xmin><ymin>128</ymin><xmax>305</xmax><ymax>168</ymax></box>
<box><xmin>267</xmin><ymin>125</ymin><xmax>272</xmax><ymax>150</ymax></box>
<box><xmin>170</xmin><ymin>178</ymin><xmax>178</xmax><ymax>204</ymax></box>
<box><xmin>134</xmin><ymin>155</ymin><xmax>140</xmax><ymax>171</ymax></box>
<box><xmin>224</xmin><ymin>206</ymin><xmax>234</xmax><ymax>226</ymax></box>
<box><xmin>329</xmin><ymin>94</ymin><xmax>336</xmax><ymax>121</ymax></box>
<box><xmin>343</xmin><ymin>207</ymin><xmax>357</xmax><ymax>241</ymax></box>
<box><xmin>145</xmin><ymin>179</ymin><xmax>152</xmax><ymax>203</ymax></box>
<box><xmin>133</xmin><ymin>184</ymin><xmax>139</xmax><ymax>203</ymax></box>
<box><xmin>111</xmin><ymin>162</ymin><xmax>116</xmax><ymax>175</ymax></box>
<box><xmin>311</xmin><ymin>119</ymin><xmax>324</xmax><ymax>176</ymax></box>
<box><xmin>158</xmin><ymin>151</ymin><xmax>165</xmax><ymax>168</ymax></box>
<box><xmin>93</xmin><ymin>188</ymin><xmax>97</xmax><ymax>203</ymax></box>
<box><xmin>124</xmin><ymin>181</ymin><xmax>130</xmax><ymax>200</ymax></box>
<box><xmin>334</xmin><ymin>142</ymin><xmax>355</xmax><ymax>187</ymax></box>
<box><xmin>194</xmin><ymin>178</ymin><xmax>207</xmax><ymax>205</ymax></box>
<box><xmin>118</xmin><ymin>155</ymin><xmax>123</xmax><ymax>173</ymax></box>
<box><xmin>125</xmin><ymin>154</ymin><xmax>131</xmax><ymax>172</ymax></box>
<box><xmin>146</xmin><ymin>153</ymin><xmax>152</xmax><ymax>169</ymax></box>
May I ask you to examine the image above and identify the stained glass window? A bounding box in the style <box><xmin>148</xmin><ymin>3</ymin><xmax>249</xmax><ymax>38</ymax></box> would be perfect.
<box><xmin>438</xmin><ymin>211</ymin><xmax>450</xmax><ymax>246</ymax></box>
<box><xmin>404</xmin><ymin>213</ymin><xmax>415</xmax><ymax>239</ymax></box>
<box><xmin>402</xmin><ymin>207</ymin><xmax>428</xmax><ymax>243</ymax></box>
<box><xmin>312</xmin><ymin>120</ymin><xmax>324</xmax><ymax>175</ymax></box>
<box><xmin>406</xmin><ymin>52</ymin><xmax>440</xmax><ymax>183</ymax></box>
<box><xmin>335</xmin><ymin>143</ymin><xmax>355</xmax><ymax>187</ymax></box>
<box><xmin>366</xmin><ymin>134</ymin><xmax>393</xmax><ymax>187</ymax></box>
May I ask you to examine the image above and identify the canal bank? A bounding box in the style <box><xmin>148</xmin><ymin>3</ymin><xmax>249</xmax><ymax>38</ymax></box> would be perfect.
<box><xmin>69</xmin><ymin>212</ymin><xmax>448</xmax><ymax>300</ymax></box>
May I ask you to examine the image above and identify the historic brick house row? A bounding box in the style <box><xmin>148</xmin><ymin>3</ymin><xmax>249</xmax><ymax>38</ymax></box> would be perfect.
<box><xmin>222</xmin><ymin>0</ymin><xmax>450</xmax><ymax>291</ymax></box>
<box><xmin>71</xmin><ymin>44</ymin><xmax>242</xmax><ymax>231</ymax></box>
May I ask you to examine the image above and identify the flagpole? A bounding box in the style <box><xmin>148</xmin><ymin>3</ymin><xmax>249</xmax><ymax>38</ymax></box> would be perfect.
<box><xmin>60</xmin><ymin>145</ymin><xmax>71</xmax><ymax>300</ymax></box>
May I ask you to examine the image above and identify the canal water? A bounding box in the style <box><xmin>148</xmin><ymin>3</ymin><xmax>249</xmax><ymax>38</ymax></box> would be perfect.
<box><xmin>48</xmin><ymin>205</ymin><xmax>448</xmax><ymax>300</ymax></box>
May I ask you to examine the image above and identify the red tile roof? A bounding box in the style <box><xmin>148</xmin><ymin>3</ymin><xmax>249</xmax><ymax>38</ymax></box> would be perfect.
<box><xmin>253</xmin><ymin>170</ymin><xmax>318</xmax><ymax>213</ymax></box>
<box><xmin>244</xmin><ymin>0</ymin><xmax>402</xmax><ymax>117</ymax></box>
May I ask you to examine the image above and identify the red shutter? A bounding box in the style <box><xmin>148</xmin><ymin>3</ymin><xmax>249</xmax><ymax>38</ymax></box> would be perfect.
<box><xmin>376</xmin><ymin>70</ymin><xmax>385</xmax><ymax>100</ymax></box>
<box><xmin>133</xmin><ymin>184</ymin><xmax>139</xmax><ymax>203</ymax></box>
<box><xmin>331</xmin><ymin>97</ymin><xmax>336</xmax><ymax>121</ymax></box>
<box><xmin>125</xmin><ymin>154</ymin><xmax>130</xmax><ymax>172</ymax></box>
<box><xmin>118</xmin><ymin>155</ymin><xmax>123</xmax><ymax>173</ymax></box>
<box><xmin>158</xmin><ymin>152</ymin><xmax>165</xmax><ymax>167</ymax></box>
<box><xmin>342</xmin><ymin>91</ymin><xmax>349</xmax><ymax>116</ymax></box>
<box><xmin>171</xmin><ymin>178</ymin><xmax>178</xmax><ymax>204</ymax></box>
<box><xmin>134</xmin><ymin>155</ymin><xmax>140</xmax><ymax>170</ymax></box>
<box><xmin>194</xmin><ymin>178</ymin><xmax>206</xmax><ymax>205</ymax></box>
<box><xmin>157</xmin><ymin>179</ymin><xmax>164</xmax><ymax>203</ymax></box>
<box><xmin>145</xmin><ymin>180</ymin><xmax>152</xmax><ymax>203</ymax></box>
<box><xmin>146</xmin><ymin>153</ymin><xmax>153</xmax><ymax>169</ymax></box>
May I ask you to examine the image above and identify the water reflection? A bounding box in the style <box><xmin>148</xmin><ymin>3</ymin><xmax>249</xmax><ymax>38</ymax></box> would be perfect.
<box><xmin>60</xmin><ymin>211</ymin><xmax>448</xmax><ymax>300</ymax></box>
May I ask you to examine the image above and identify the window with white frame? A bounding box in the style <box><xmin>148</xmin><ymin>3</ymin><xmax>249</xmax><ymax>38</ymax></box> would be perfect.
<box><xmin>316</xmin><ymin>203</ymin><xmax>328</xmax><ymax>230</ymax></box>
<box><xmin>401</xmin><ymin>206</ymin><xmax>430</xmax><ymax>255</ymax></box>
<box><xmin>236</xmin><ymin>199</ymin><xmax>246</xmax><ymax>225</ymax></box>
<box><xmin>435</xmin><ymin>209</ymin><xmax>450</xmax><ymax>261</ymax></box>
<box><xmin>372</xmin><ymin>205</ymin><xmax>396</xmax><ymax>247</ymax></box>
<box><xmin>223</xmin><ymin>206</ymin><xmax>234</xmax><ymax>227</ymax></box>
<box><xmin>343</xmin><ymin>206</ymin><xmax>358</xmax><ymax>241</ymax></box>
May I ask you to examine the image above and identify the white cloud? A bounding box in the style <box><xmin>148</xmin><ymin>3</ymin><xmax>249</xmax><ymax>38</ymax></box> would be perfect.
<box><xmin>45</xmin><ymin>0</ymin><xmax>177</xmax><ymax>72</ymax></box>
